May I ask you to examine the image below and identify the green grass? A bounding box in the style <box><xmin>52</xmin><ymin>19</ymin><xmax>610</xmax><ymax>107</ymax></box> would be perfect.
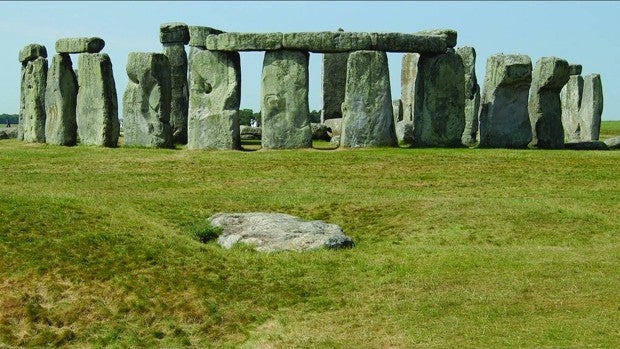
<box><xmin>600</xmin><ymin>120</ymin><xmax>620</xmax><ymax>140</ymax></box>
<box><xmin>0</xmin><ymin>127</ymin><xmax>619</xmax><ymax>347</ymax></box>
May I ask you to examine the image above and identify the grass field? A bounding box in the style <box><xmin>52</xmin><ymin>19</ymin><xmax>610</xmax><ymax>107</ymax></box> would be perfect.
<box><xmin>0</xmin><ymin>122</ymin><xmax>619</xmax><ymax>348</ymax></box>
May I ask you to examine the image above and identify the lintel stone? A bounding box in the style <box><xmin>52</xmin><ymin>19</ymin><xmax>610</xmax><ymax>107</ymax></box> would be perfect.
<box><xmin>188</xmin><ymin>26</ymin><xmax>224</xmax><ymax>47</ymax></box>
<box><xmin>160</xmin><ymin>22</ymin><xmax>189</xmax><ymax>44</ymax></box>
<box><xmin>282</xmin><ymin>32</ymin><xmax>372</xmax><ymax>52</ymax></box>
<box><xmin>19</xmin><ymin>44</ymin><xmax>47</xmax><ymax>63</ymax></box>
<box><xmin>56</xmin><ymin>37</ymin><xmax>105</xmax><ymax>54</ymax></box>
<box><xmin>371</xmin><ymin>33</ymin><xmax>447</xmax><ymax>53</ymax></box>
<box><xmin>206</xmin><ymin>32</ymin><xmax>283</xmax><ymax>51</ymax></box>
<box><xmin>415</xmin><ymin>29</ymin><xmax>457</xmax><ymax>48</ymax></box>
<box><xmin>569</xmin><ymin>64</ymin><xmax>582</xmax><ymax>76</ymax></box>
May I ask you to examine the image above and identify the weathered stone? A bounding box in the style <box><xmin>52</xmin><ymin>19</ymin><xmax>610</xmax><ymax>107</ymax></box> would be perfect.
<box><xmin>162</xmin><ymin>43</ymin><xmax>189</xmax><ymax>144</ymax></box>
<box><xmin>122</xmin><ymin>52</ymin><xmax>172</xmax><ymax>148</ymax></box>
<box><xmin>261</xmin><ymin>50</ymin><xmax>312</xmax><ymax>149</ymax></box>
<box><xmin>160</xmin><ymin>22</ymin><xmax>189</xmax><ymax>44</ymax></box>
<box><xmin>564</xmin><ymin>140</ymin><xmax>608</xmax><ymax>150</ymax></box>
<box><xmin>45</xmin><ymin>54</ymin><xmax>77</xmax><ymax>146</ymax></box>
<box><xmin>528</xmin><ymin>57</ymin><xmax>570</xmax><ymax>149</ymax></box>
<box><xmin>415</xmin><ymin>29</ymin><xmax>457</xmax><ymax>48</ymax></box>
<box><xmin>341</xmin><ymin>50</ymin><xmax>397</xmax><ymax>148</ymax></box>
<box><xmin>20</xmin><ymin>56</ymin><xmax>47</xmax><ymax>143</ymax></box>
<box><xmin>19</xmin><ymin>44</ymin><xmax>47</xmax><ymax>64</ymax></box>
<box><xmin>395</xmin><ymin>120</ymin><xmax>414</xmax><ymax>146</ymax></box>
<box><xmin>323</xmin><ymin>118</ymin><xmax>342</xmax><ymax>137</ymax></box>
<box><xmin>330</xmin><ymin>135</ymin><xmax>341</xmax><ymax>146</ymax></box>
<box><xmin>392</xmin><ymin>99</ymin><xmax>402</xmax><ymax>124</ymax></box>
<box><xmin>283</xmin><ymin>31</ymin><xmax>371</xmax><ymax>52</ymax></box>
<box><xmin>604</xmin><ymin>135</ymin><xmax>620</xmax><ymax>149</ymax></box>
<box><xmin>400</xmin><ymin>53</ymin><xmax>419</xmax><ymax>123</ymax></box>
<box><xmin>457</xmin><ymin>46</ymin><xmax>480</xmax><ymax>146</ymax></box>
<box><xmin>569</xmin><ymin>64</ymin><xmax>582</xmax><ymax>76</ymax></box>
<box><xmin>0</xmin><ymin>128</ymin><xmax>18</xmax><ymax>139</ymax></box>
<box><xmin>76</xmin><ymin>53</ymin><xmax>119</xmax><ymax>147</ymax></box>
<box><xmin>478</xmin><ymin>54</ymin><xmax>532</xmax><ymax>148</ymax></box>
<box><xmin>188</xmin><ymin>26</ymin><xmax>224</xmax><ymax>47</ymax></box>
<box><xmin>321</xmin><ymin>49</ymin><xmax>349</xmax><ymax>121</ymax></box>
<box><xmin>311</xmin><ymin>123</ymin><xmax>331</xmax><ymax>141</ymax></box>
<box><xmin>55</xmin><ymin>37</ymin><xmax>105</xmax><ymax>54</ymax></box>
<box><xmin>371</xmin><ymin>33</ymin><xmax>448</xmax><ymax>53</ymax></box>
<box><xmin>560</xmin><ymin>75</ymin><xmax>583</xmax><ymax>142</ymax></box>
<box><xmin>188</xmin><ymin>50</ymin><xmax>241</xmax><ymax>150</ymax></box>
<box><xmin>206</xmin><ymin>32</ymin><xmax>283</xmax><ymax>51</ymax></box>
<box><xmin>239</xmin><ymin>125</ymin><xmax>261</xmax><ymax>140</ymax></box>
<box><xmin>412</xmin><ymin>52</ymin><xmax>465</xmax><ymax>147</ymax></box>
<box><xmin>579</xmin><ymin>74</ymin><xmax>603</xmax><ymax>141</ymax></box>
<box><xmin>210</xmin><ymin>212</ymin><xmax>355</xmax><ymax>253</ymax></box>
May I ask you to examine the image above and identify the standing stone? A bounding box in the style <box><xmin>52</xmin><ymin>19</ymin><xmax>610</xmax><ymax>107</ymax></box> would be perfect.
<box><xmin>45</xmin><ymin>54</ymin><xmax>78</xmax><ymax>146</ymax></box>
<box><xmin>401</xmin><ymin>53</ymin><xmax>420</xmax><ymax>123</ymax></box>
<box><xmin>579</xmin><ymin>74</ymin><xmax>603</xmax><ymax>141</ymax></box>
<box><xmin>161</xmin><ymin>23</ymin><xmax>189</xmax><ymax>144</ymax></box>
<box><xmin>528</xmin><ymin>57</ymin><xmax>570</xmax><ymax>149</ymax></box>
<box><xmin>261</xmin><ymin>50</ymin><xmax>312</xmax><ymax>149</ymax></box>
<box><xmin>412</xmin><ymin>52</ymin><xmax>465</xmax><ymax>147</ymax></box>
<box><xmin>76</xmin><ymin>53</ymin><xmax>119</xmax><ymax>147</ymax></box>
<box><xmin>321</xmin><ymin>28</ymin><xmax>348</xmax><ymax>122</ymax></box>
<box><xmin>19</xmin><ymin>45</ymin><xmax>48</xmax><ymax>143</ymax></box>
<box><xmin>456</xmin><ymin>46</ymin><xmax>480</xmax><ymax>146</ymax></box>
<box><xmin>187</xmin><ymin>50</ymin><xmax>241</xmax><ymax>150</ymax></box>
<box><xmin>392</xmin><ymin>99</ymin><xmax>402</xmax><ymax>125</ymax></box>
<box><xmin>341</xmin><ymin>50</ymin><xmax>397</xmax><ymax>148</ymax></box>
<box><xmin>478</xmin><ymin>54</ymin><xmax>532</xmax><ymax>148</ymax></box>
<box><xmin>560</xmin><ymin>65</ymin><xmax>583</xmax><ymax>142</ymax></box>
<box><xmin>123</xmin><ymin>52</ymin><xmax>173</xmax><ymax>148</ymax></box>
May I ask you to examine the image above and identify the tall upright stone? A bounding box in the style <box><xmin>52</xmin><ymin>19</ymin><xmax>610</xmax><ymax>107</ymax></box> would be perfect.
<box><xmin>528</xmin><ymin>57</ymin><xmax>570</xmax><ymax>149</ymax></box>
<box><xmin>478</xmin><ymin>54</ymin><xmax>532</xmax><ymax>148</ymax></box>
<box><xmin>412</xmin><ymin>51</ymin><xmax>465</xmax><ymax>147</ymax></box>
<box><xmin>45</xmin><ymin>53</ymin><xmax>78</xmax><ymax>146</ymax></box>
<box><xmin>560</xmin><ymin>64</ymin><xmax>583</xmax><ymax>142</ymax></box>
<box><xmin>579</xmin><ymin>74</ymin><xmax>603</xmax><ymax>141</ymax></box>
<box><xmin>400</xmin><ymin>53</ymin><xmax>420</xmax><ymax>123</ymax></box>
<box><xmin>456</xmin><ymin>46</ymin><xmax>480</xmax><ymax>146</ymax></box>
<box><xmin>341</xmin><ymin>50</ymin><xmax>397</xmax><ymax>148</ymax></box>
<box><xmin>18</xmin><ymin>44</ymin><xmax>48</xmax><ymax>143</ymax></box>
<box><xmin>187</xmin><ymin>50</ymin><xmax>241</xmax><ymax>150</ymax></box>
<box><xmin>261</xmin><ymin>50</ymin><xmax>312</xmax><ymax>149</ymax></box>
<box><xmin>161</xmin><ymin>22</ymin><xmax>189</xmax><ymax>144</ymax></box>
<box><xmin>123</xmin><ymin>52</ymin><xmax>173</xmax><ymax>148</ymax></box>
<box><xmin>76</xmin><ymin>53</ymin><xmax>119</xmax><ymax>147</ymax></box>
<box><xmin>321</xmin><ymin>29</ymin><xmax>349</xmax><ymax>122</ymax></box>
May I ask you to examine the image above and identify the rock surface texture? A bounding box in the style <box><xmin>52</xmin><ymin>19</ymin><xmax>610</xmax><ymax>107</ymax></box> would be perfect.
<box><xmin>55</xmin><ymin>37</ymin><xmax>105</xmax><ymax>54</ymax></box>
<box><xmin>45</xmin><ymin>53</ymin><xmax>78</xmax><ymax>146</ymax></box>
<box><xmin>161</xmin><ymin>22</ymin><xmax>189</xmax><ymax>144</ymax></box>
<box><xmin>579</xmin><ymin>74</ymin><xmax>603</xmax><ymax>141</ymax></box>
<box><xmin>210</xmin><ymin>212</ymin><xmax>355</xmax><ymax>252</ymax></box>
<box><xmin>560</xmin><ymin>66</ymin><xmax>584</xmax><ymax>142</ymax></box>
<box><xmin>19</xmin><ymin>48</ymin><xmax>48</xmax><ymax>143</ymax></box>
<box><xmin>456</xmin><ymin>46</ymin><xmax>480</xmax><ymax>146</ymax></box>
<box><xmin>321</xmin><ymin>46</ymin><xmax>349</xmax><ymax>121</ymax></box>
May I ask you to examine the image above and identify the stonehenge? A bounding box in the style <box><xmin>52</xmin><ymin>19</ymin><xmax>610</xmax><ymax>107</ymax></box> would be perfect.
<box><xmin>15</xmin><ymin>27</ymin><xmax>607</xmax><ymax>151</ymax></box>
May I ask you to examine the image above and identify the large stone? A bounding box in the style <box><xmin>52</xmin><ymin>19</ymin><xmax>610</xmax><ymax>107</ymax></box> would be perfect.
<box><xmin>392</xmin><ymin>99</ymin><xmax>402</xmax><ymax>124</ymax></box>
<box><xmin>239</xmin><ymin>125</ymin><xmax>261</xmax><ymax>140</ymax></box>
<box><xmin>188</xmin><ymin>50</ymin><xmax>241</xmax><ymax>150</ymax></box>
<box><xmin>395</xmin><ymin>120</ymin><xmax>414</xmax><ymax>146</ymax></box>
<box><xmin>45</xmin><ymin>54</ymin><xmax>78</xmax><ymax>146</ymax></box>
<box><xmin>122</xmin><ymin>52</ymin><xmax>173</xmax><ymax>148</ymax></box>
<box><xmin>560</xmin><ymin>75</ymin><xmax>583</xmax><ymax>142</ymax></box>
<box><xmin>283</xmin><ymin>31</ymin><xmax>372</xmax><ymax>52</ymax></box>
<box><xmin>604</xmin><ymin>135</ymin><xmax>620</xmax><ymax>149</ymax></box>
<box><xmin>188</xmin><ymin>26</ymin><xmax>224</xmax><ymax>47</ymax></box>
<box><xmin>210</xmin><ymin>212</ymin><xmax>355</xmax><ymax>253</ymax></box>
<box><xmin>400</xmin><ymin>53</ymin><xmax>420</xmax><ymax>123</ymax></box>
<box><xmin>206</xmin><ymin>32</ymin><xmax>283</xmax><ymax>51</ymax></box>
<box><xmin>528</xmin><ymin>57</ymin><xmax>570</xmax><ymax>149</ymax></box>
<box><xmin>311</xmin><ymin>123</ymin><xmax>331</xmax><ymax>141</ymax></box>
<box><xmin>415</xmin><ymin>29</ymin><xmax>457</xmax><ymax>48</ymax></box>
<box><xmin>323</xmin><ymin>118</ymin><xmax>342</xmax><ymax>137</ymax></box>
<box><xmin>19</xmin><ymin>44</ymin><xmax>47</xmax><ymax>64</ymax></box>
<box><xmin>370</xmin><ymin>32</ymin><xmax>447</xmax><ymax>53</ymax></box>
<box><xmin>412</xmin><ymin>52</ymin><xmax>465</xmax><ymax>147</ymax></box>
<box><xmin>163</xmin><ymin>43</ymin><xmax>189</xmax><ymax>144</ymax></box>
<box><xmin>478</xmin><ymin>54</ymin><xmax>532</xmax><ymax>148</ymax></box>
<box><xmin>341</xmin><ymin>50</ymin><xmax>397</xmax><ymax>148</ymax></box>
<box><xmin>20</xmin><ymin>56</ymin><xmax>47</xmax><ymax>143</ymax></box>
<box><xmin>76</xmin><ymin>53</ymin><xmax>119</xmax><ymax>147</ymax></box>
<box><xmin>55</xmin><ymin>37</ymin><xmax>105</xmax><ymax>54</ymax></box>
<box><xmin>563</xmin><ymin>140</ymin><xmax>608</xmax><ymax>150</ymax></box>
<box><xmin>457</xmin><ymin>46</ymin><xmax>480</xmax><ymax>146</ymax></box>
<box><xmin>569</xmin><ymin>64</ymin><xmax>582</xmax><ymax>76</ymax></box>
<box><xmin>321</xmin><ymin>49</ymin><xmax>349</xmax><ymax>121</ymax></box>
<box><xmin>260</xmin><ymin>50</ymin><xmax>312</xmax><ymax>149</ymax></box>
<box><xmin>579</xmin><ymin>74</ymin><xmax>603</xmax><ymax>141</ymax></box>
<box><xmin>160</xmin><ymin>22</ymin><xmax>189</xmax><ymax>44</ymax></box>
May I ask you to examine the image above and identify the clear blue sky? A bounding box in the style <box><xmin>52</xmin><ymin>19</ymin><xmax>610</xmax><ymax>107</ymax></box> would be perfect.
<box><xmin>2</xmin><ymin>1</ymin><xmax>619</xmax><ymax>120</ymax></box>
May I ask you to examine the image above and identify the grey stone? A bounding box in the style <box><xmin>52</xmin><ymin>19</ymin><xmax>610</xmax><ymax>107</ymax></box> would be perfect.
<box><xmin>122</xmin><ymin>52</ymin><xmax>173</xmax><ymax>148</ymax></box>
<box><xmin>560</xmin><ymin>75</ymin><xmax>583</xmax><ymax>142</ymax></box>
<box><xmin>20</xmin><ymin>56</ymin><xmax>47</xmax><ymax>143</ymax></box>
<box><xmin>206</xmin><ymin>32</ymin><xmax>283</xmax><ymax>51</ymax></box>
<box><xmin>400</xmin><ymin>53</ymin><xmax>419</xmax><ymax>123</ymax></box>
<box><xmin>283</xmin><ymin>32</ymin><xmax>372</xmax><ymax>52</ymax></box>
<box><xmin>579</xmin><ymin>74</ymin><xmax>603</xmax><ymax>141</ymax></box>
<box><xmin>604</xmin><ymin>135</ymin><xmax>620</xmax><ymax>149</ymax></box>
<box><xmin>569</xmin><ymin>64</ymin><xmax>582</xmax><ymax>76</ymax></box>
<box><xmin>412</xmin><ymin>52</ymin><xmax>465</xmax><ymax>147</ymax></box>
<box><xmin>160</xmin><ymin>22</ymin><xmax>189</xmax><ymax>44</ymax></box>
<box><xmin>478</xmin><ymin>54</ymin><xmax>532</xmax><ymax>148</ymax></box>
<box><xmin>392</xmin><ymin>99</ymin><xmax>403</xmax><ymax>124</ymax></box>
<box><xmin>564</xmin><ymin>140</ymin><xmax>608</xmax><ymax>150</ymax></box>
<box><xmin>260</xmin><ymin>50</ymin><xmax>312</xmax><ymax>149</ymax></box>
<box><xmin>528</xmin><ymin>57</ymin><xmax>570</xmax><ymax>149</ymax></box>
<box><xmin>76</xmin><ymin>53</ymin><xmax>119</xmax><ymax>147</ymax></box>
<box><xmin>457</xmin><ymin>46</ymin><xmax>480</xmax><ymax>146</ymax></box>
<box><xmin>210</xmin><ymin>212</ymin><xmax>355</xmax><ymax>253</ymax></box>
<box><xmin>19</xmin><ymin>44</ymin><xmax>47</xmax><ymax>64</ymax></box>
<box><xmin>55</xmin><ymin>37</ymin><xmax>105</xmax><ymax>54</ymax></box>
<box><xmin>163</xmin><ymin>43</ymin><xmax>189</xmax><ymax>144</ymax></box>
<box><xmin>240</xmin><ymin>125</ymin><xmax>261</xmax><ymax>140</ymax></box>
<box><xmin>371</xmin><ymin>32</ymin><xmax>448</xmax><ymax>53</ymax></box>
<box><xmin>45</xmin><ymin>54</ymin><xmax>78</xmax><ymax>146</ymax></box>
<box><xmin>395</xmin><ymin>120</ymin><xmax>414</xmax><ymax>146</ymax></box>
<box><xmin>330</xmin><ymin>135</ymin><xmax>341</xmax><ymax>146</ymax></box>
<box><xmin>415</xmin><ymin>29</ymin><xmax>457</xmax><ymax>48</ymax></box>
<box><xmin>323</xmin><ymin>118</ymin><xmax>342</xmax><ymax>137</ymax></box>
<box><xmin>341</xmin><ymin>50</ymin><xmax>397</xmax><ymax>148</ymax></box>
<box><xmin>311</xmin><ymin>123</ymin><xmax>331</xmax><ymax>141</ymax></box>
<box><xmin>188</xmin><ymin>26</ymin><xmax>224</xmax><ymax>47</ymax></box>
<box><xmin>188</xmin><ymin>50</ymin><xmax>241</xmax><ymax>150</ymax></box>
<box><xmin>321</xmin><ymin>50</ymin><xmax>349</xmax><ymax>121</ymax></box>
<box><xmin>0</xmin><ymin>128</ymin><xmax>18</xmax><ymax>139</ymax></box>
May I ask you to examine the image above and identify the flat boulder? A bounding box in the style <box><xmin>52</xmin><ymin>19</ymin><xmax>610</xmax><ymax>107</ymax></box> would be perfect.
<box><xmin>604</xmin><ymin>135</ymin><xmax>620</xmax><ymax>150</ymax></box>
<box><xmin>210</xmin><ymin>212</ymin><xmax>355</xmax><ymax>252</ymax></box>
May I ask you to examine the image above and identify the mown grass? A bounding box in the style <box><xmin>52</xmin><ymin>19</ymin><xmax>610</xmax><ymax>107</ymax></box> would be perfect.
<box><xmin>0</xmin><ymin>123</ymin><xmax>619</xmax><ymax>348</ymax></box>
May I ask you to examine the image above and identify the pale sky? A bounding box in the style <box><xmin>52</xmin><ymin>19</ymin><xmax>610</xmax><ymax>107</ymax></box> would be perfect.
<box><xmin>2</xmin><ymin>1</ymin><xmax>618</xmax><ymax>120</ymax></box>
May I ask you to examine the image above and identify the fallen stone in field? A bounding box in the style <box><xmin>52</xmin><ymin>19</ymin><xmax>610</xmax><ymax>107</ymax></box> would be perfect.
<box><xmin>604</xmin><ymin>136</ymin><xmax>620</xmax><ymax>149</ymax></box>
<box><xmin>210</xmin><ymin>212</ymin><xmax>355</xmax><ymax>252</ymax></box>
<box><xmin>239</xmin><ymin>125</ymin><xmax>261</xmax><ymax>140</ymax></box>
<box><xmin>0</xmin><ymin>128</ymin><xmax>18</xmax><ymax>139</ymax></box>
<box><xmin>563</xmin><ymin>140</ymin><xmax>608</xmax><ymax>150</ymax></box>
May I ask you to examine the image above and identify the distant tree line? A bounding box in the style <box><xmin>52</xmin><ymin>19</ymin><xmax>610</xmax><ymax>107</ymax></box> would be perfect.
<box><xmin>1</xmin><ymin>114</ymin><xmax>18</xmax><ymax>126</ymax></box>
<box><xmin>238</xmin><ymin>109</ymin><xmax>321</xmax><ymax>126</ymax></box>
